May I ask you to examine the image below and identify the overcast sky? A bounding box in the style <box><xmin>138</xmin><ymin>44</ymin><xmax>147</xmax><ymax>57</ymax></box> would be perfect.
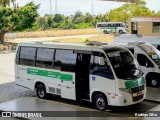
<box><xmin>16</xmin><ymin>0</ymin><xmax>160</xmax><ymax>16</ymax></box>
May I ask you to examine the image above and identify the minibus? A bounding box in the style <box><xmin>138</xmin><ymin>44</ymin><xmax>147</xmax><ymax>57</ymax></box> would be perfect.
<box><xmin>15</xmin><ymin>41</ymin><xmax>145</xmax><ymax>111</ymax></box>
<box><xmin>111</xmin><ymin>41</ymin><xmax>160</xmax><ymax>88</ymax></box>
<box><xmin>113</xmin><ymin>34</ymin><xmax>160</xmax><ymax>50</ymax></box>
<box><xmin>96</xmin><ymin>22</ymin><xmax>128</xmax><ymax>34</ymax></box>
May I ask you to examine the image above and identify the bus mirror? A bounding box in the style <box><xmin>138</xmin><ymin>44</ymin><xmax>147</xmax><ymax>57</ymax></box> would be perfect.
<box><xmin>99</xmin><ymin>57</ymin><xmax>105</xmax><ymax>65</ymax></box>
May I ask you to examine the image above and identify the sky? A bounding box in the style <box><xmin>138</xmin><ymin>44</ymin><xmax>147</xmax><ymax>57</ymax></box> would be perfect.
<box><xmin>16</xmin><ymin>0</ymin><xmax>160</xmax><ymax>16</ymax></box>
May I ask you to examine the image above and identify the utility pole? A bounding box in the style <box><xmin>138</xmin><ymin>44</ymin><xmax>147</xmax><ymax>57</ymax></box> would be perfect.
<box><xmin>55</xmin><ymin>0</ymin><xmax>58</xmax><ymax>14</ymax></box>
<box><xmin>50</xmin><ymin>0</ymin><xmax>52</xmax><ymax>15</ymax></box>
<box><xmin>91</xmin><ymin>0</ymin><xmax>94</xmax><ymax>15</ymax></box>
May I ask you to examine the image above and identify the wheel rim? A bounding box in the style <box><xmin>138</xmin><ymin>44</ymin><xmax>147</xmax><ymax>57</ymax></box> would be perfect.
<box><xmin>119</xmin><ymin>31</ymin><xmax>123</xmax><ymax>34</ymax></box>
<box><xmin>151</xmin><ymin>80</ymin><xmax>157</xmax><ymax>86</ymax></box>
<box><xmin>38</xmin><ymin>88</ymin><xmax>45</xmax><ymax>97</ymax></box>
<box><xmin>96</xmin><ymin>98</ymin><xmax>105</xmax><ymax>110</ymax></box>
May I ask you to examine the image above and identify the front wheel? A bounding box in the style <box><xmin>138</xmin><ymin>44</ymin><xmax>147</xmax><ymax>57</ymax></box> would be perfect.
<box><xmin>119</xmin><ymin>30</ymin><xmax>123</xmax><ymax>34</ymax></box>
<box><xmin>93</xmin><ymin>94</ymin><xmax>108</xmax><ymax>111</ymax></box>
<box><xmin>36</xmin><ymin>84</ymin><xmax>47</xmax><ymax>99</ymax></box>
<box><xmin>149</xmin><ymin>79</ymin><xmax>159</xmax><ymax>88</ymax></box>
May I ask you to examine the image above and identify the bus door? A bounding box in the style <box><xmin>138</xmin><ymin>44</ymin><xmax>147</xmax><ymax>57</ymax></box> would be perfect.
<box><xmin>75</xmin><ymin>51</ymin><xmax>91</xmax><ymax>101</ymax></box>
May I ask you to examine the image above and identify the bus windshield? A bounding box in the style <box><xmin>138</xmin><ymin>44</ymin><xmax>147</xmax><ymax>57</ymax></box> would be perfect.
<box><xmin>104</xmin><ymin>47</ymin><xmax>143</xmax><ymax>80</ymax></box>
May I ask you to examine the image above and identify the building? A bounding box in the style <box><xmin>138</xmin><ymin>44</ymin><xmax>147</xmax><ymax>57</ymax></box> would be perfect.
<box><xmin>128</xmin><ymin>17</ymin><xmax>160</xmax><ymax>36</ymax></box>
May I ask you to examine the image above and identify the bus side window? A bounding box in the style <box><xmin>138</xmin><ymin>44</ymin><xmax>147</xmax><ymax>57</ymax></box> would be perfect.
<box><xmin>54</xmin><ymin>49</ymin><xmax>63</xmax><ymax>70</ymax></box>
<box><xmin>90</xmin><ymin>52</ymin><xmax>114</xmax><ymax>80</ymax></box>
<box><xmin>137</xmin><ymin>54</ymin><xmax>154</xmax><ymax>67</ymax></box>
<box><xmin>19</xmin><ymin>47</ymin><xmax>36</xmax><ymax>66</ymax></box>
<box><xmin>36</xmin><ymin>48</ymin><xmax>54</xmax><ymax>68</ymax></box>
<box><xmin>61</xmin><ymin>50</ymin><xmax>77</xmax><ymax>72</ymax></box>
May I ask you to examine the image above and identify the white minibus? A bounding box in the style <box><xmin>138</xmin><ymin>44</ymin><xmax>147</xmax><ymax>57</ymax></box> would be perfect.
<box><xmin>96</xmin><ymin>22</ymin><xmax>128</xmax><ymax>34</ymax></box>
<box><xmin>113</xmin><ymin>34</ymin><xmax>160</xmax><ymax>50</ymax></box>
<box><xmin>111</xmin><ymin>41</ymin><xmax>160</xmax><ymax>88</ymax></box>
<box><xmin>15</xmin><ymin>42</ymin><xmax>145</xmax><ymax>111</ymax></box>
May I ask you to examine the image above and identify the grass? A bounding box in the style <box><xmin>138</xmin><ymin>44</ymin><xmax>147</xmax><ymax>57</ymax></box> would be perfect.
<box><xmin>16</xmin><ymin>28</ymin><xmax>96</xmax><ymax>38</ymax></box>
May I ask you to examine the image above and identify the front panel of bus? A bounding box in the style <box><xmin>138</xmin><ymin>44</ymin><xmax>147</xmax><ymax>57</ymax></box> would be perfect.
<box><xmin>103</xmin><ymin>47</ymin><xmax>146</xmax><ymax>106</ymax></box>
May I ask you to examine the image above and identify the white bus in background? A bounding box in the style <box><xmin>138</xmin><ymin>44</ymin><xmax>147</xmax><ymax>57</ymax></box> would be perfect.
<box><xmin>96</xmin><ymin>22</ymin><xmax>128</xmax><ymax>34</ymax></box>
<box><xmin>15</xmin><ymin>41</ymin><xmax>145</xmax><ymax>111</ymax></box>
<box><xmin>113</xmin><ymin>34</ymin><xmax>160</xmax><ymax>50</ymax></box>
<box><xmin>111</xmin><ymin>41</ymin><xmax>160</xmax><ymax>88</ymax></box>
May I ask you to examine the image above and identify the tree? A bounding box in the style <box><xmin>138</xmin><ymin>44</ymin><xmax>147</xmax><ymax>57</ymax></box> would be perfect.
<box><xmin>108</xmin><ymin>2</ymin><xmax>154</xmax><ymax>22</ymax></box>
<box><xmin>0</xmin><ymin>0</ymin><xmax>15</xmax><ymax>7</ymax></box>
<box><xmin>0</xmin><ymin>2</ymin><xmax>39</xmax><ymax>43</ymax></box>
<box><xmin>157</xmin><ymin>11</ymin><xmax>160</xmax><ymax>16</ymax></box>
<box><xmin>53</xmin><ymin>14</ymin><xmax>64</xmax><ymax>23</ymax></box>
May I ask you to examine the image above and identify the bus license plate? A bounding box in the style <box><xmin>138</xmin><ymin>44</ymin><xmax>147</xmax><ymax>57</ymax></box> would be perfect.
<box><xmin>137</xmin><ymin>92</ymin><xmax>142</xmax><ymax>96</ymax></box>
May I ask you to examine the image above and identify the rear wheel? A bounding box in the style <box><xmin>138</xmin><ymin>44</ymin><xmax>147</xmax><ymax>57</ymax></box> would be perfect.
<box><xmin>93</xmin><ymin>94</ymin><xmax>108</xmax><ymax>111</ymax></box>
<box><xmin>103</xmin><ymin>30</ymin><xmax>108</xmax><ymax>34</ymax></box>
<box><xmin>36</xmin><ymin>84</ymin><xmax>47</xmax><ymax>99</ymax></box>
<box><xmin>119</xmin><ymin>30</ymin><xmax>123</xmax><ymax>34</ymax></box>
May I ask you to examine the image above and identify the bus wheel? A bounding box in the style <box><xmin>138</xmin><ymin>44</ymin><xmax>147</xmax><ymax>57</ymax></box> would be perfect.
<box><xmin>93</xmin><ymin>94</ymin><xmax>108</xmax><ymax>111</ymax></box>
<box><xmin>36</xmin><ymin>84</ymin><xmax>47</xmax><ymax>99</ymax></box>
<box><xmin>150</xmin><ymin>79</ymin><xmax>159</xmax><ymax>88</ymax></box>
<box><xmin>103</xmin><ymin>30</ymin><xmax>108</xmax><ymax>34</ymax></box>
<box><xmin>119</xmin><ymin>30</ymin><xmax>123</xmax><ymax>34</ymax></box>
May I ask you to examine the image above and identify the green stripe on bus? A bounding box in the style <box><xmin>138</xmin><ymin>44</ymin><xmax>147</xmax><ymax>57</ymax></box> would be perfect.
<box><xmin>125</xmin><ymin>77</ymin><xmax>145</xmax><ymax>89</ymax></box>
<box><xmin>27</xmin><ymin>68</ymin><xmax>73</xmax><ymax>81</ymax></box>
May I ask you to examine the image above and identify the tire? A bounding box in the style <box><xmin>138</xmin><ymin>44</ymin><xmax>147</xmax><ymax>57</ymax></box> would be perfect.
<box><xmin>36</xmin><ymin>84</ymin><xmax>47</xmax><ymax>99</ymax></box>
<box><xmin>93</xmin><ymin>94</ymin><xmax>108</xmax><ymax>111</ymax></box>
<box><xmin>119</xmin><ymin>30</ymin><xmax>123</xmax><ymax>34</ymax></box>
<box><xmin>103</xmin><ymin>30</ymin><xmax>108</xmax><ymax>34</ymax></box>
<box><xmin>149</xmin><ymin>79</ymin><xmax>159</xmax><ymax>88</ymax></box>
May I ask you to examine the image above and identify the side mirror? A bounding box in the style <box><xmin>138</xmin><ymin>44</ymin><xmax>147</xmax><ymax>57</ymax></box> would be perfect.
<box><xmin>99</xmin><ymin>57</ymin><xmax>105</xmax><ymax>66</ymax></box>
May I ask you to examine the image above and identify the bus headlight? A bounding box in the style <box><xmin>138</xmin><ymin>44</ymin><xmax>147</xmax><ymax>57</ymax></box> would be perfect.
<box><xmin>119</xmin><ymin>88</ymin><xmax>132</xmax><ymax>94</ymax></box>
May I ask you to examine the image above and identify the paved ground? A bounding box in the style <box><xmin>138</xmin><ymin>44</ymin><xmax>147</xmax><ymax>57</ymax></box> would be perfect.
<box><xmin>0</xmin><ymin>53</ymin><xmax>35</xmax><ymax>104</ymax></box>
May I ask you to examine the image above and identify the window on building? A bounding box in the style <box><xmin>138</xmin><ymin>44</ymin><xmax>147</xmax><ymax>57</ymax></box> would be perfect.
<box><xmin>153</xmin><ymin>22</ymin><xmax>160</xmax><ymax>33</ymax></box>
<box><xmin>36</xmin><ymin>48</ymin><xmax>54</xmax><ymax>68</ymax></box>
<box><xmin>19</xmin><ymin>47</ymin><xmax>36</xmax><ymax>66</ymax></box>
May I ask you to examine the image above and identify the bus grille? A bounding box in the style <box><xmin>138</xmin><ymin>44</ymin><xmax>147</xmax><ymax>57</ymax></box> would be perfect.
<box><xmin>131</xmin><ymin>85</ymin><xmax>144</xmax><ymax>93</ymax></box>
<box><xmin>133</xmin><ymin>94</ymin><xmax>144</xmax><ymax>102</ymax></box>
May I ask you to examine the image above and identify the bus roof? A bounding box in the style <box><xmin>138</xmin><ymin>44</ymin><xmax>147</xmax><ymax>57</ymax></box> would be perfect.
<box><xmin>18</xmin><ymin>42</ymin><xmax>124</xmax><ymax>51</ymax></box>
<box><xmin>97</xmin><ymin>22</ymin><xmax>124</xmax><ymax>24</ymax></box>
<box><xmin>113</xmin><ymin>34</ymin><xmax>160</xmax><ymax>44</ymax></box>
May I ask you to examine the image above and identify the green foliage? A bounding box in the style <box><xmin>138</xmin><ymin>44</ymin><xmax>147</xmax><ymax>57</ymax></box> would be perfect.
<box><xmin>53</xmin><ymin>14</ymin><xmax>64</xmax><ymax>23</ymax></box>
<box><xmin>0</xmin><ymin>2</ymin><xmax>39</xmax><ymax>42</ymax></box>
<box><xmin>108</xmin><ymin>2</ymin><xmax>154</xmax><ymax>22</ymax></box>
<box><xmin>14</xmin><ymin>2</ymin><xmax>40</xmax><ymax>31</ymax></box>
<box><xmin>73</xmin><ymin>23</ymin><xmax>91</xmax><ymax>29</ymax></box>
<box><xmin>0</xmin><ymin>0</ymin><xmax>15</xmax><ymax>7</ymax></box>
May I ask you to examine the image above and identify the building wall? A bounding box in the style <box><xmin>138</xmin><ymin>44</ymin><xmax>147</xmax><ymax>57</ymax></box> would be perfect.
<box><xmin>128</xmin><ymin>17</ymin><xmax>160</xmax><ymax>36</ymax></box>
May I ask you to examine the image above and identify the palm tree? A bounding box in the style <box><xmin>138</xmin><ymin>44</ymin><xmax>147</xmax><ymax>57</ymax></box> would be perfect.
<box><xmin>0</xmin><ymin>0</ymin><xmax>15</xmax><ymax>7</ymax></box>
